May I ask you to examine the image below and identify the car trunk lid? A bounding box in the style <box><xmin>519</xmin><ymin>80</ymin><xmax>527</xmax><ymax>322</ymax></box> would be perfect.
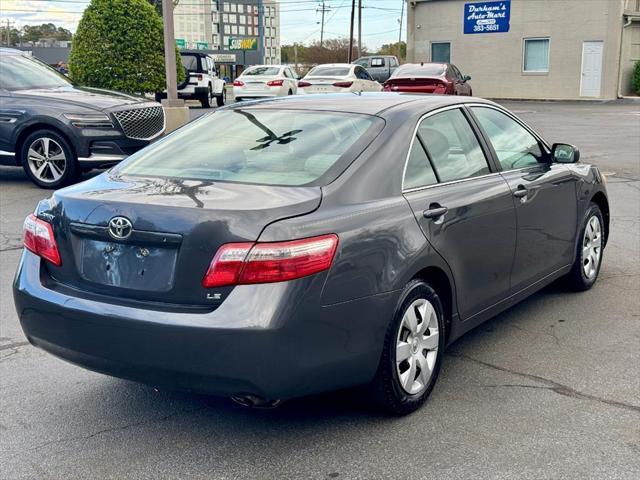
<box><xmin>384</xmin><ymin>77</ymin><xmax>448</xmax><ymax>94</ymax></box>
<box><xmin>44</xmin><ymin>173</ymin><xmax>322</xmax><ymax>308</ymax></box>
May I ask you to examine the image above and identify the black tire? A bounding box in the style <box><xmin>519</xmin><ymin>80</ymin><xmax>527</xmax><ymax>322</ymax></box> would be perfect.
<box><xmin>216</xmin><ymin>88</ymin><xmax>226</xmax><ymax>107</ymax></box>
<box><xmin>20</xmin><ymin>129</ymin><xmax>79</xmax><ymax>189</ymax></box>
<box><xmin>564</xmin><ymin>203</ymin><xmax>605</xmax><ymax>291</ymax></box>
<box><xmin>154</xmin><ymin>92</ymin><xmax>163</xmax><ymax>103</ymax></box>
<box><xmin>367</xmin><ymin>280</ymin><xmax>445</xmax><ymax>415</ymax></box>
<box><xmin>200</xmin><ymin>85</ymin><xmax>212</xmax><ymax>108</ymax></box>
<box><xmin>287</xmin><ymin>89</ymin><xmax>293</xmax><ymax>95</ymax></box>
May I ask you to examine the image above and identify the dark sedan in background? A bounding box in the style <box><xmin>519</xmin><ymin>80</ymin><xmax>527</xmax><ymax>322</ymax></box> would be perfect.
<box><xmin>0</xmin><ymin>48</ymin><xmax>165</xmax><ymax>188</ymax></box>
<box><xmin>13</xmin><ymin>94</ymin><xmax>608</xmax><ymax>415</ymax></box>
<box><xmin>383</xmin><ymin>62</ymin><xmax>473</xmax><ymax>96</ymax></box>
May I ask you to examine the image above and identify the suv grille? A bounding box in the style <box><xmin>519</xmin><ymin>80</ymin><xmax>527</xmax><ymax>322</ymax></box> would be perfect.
<box><xmin>113</xmin><ymin>106</ymin><xmax>165</xmax><ymax>140</ymax></box>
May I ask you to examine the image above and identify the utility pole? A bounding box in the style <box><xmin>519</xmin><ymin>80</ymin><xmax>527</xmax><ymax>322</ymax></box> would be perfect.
<box><xmin>357</xmin><ymin>0</ymin><xmax>362</xmax><ymax>58</ymax></box>
<box><xmin>348</xmin><ymin>0</ymin><xmax>355</xmax><ymax>63</ymax></box>
<box><xmin>5</xmin><ymin>19</ymin><xmax>15</xmax><ymax>47</ymax></box>
<box><xmin>398</xmin><ymin>0</ymin><xmax>405</xmax><ymax>61</ymax></box>
<box><xmin>317</xmin><ymin>1</ymin><xmax>331</xmax><ymax>48</ymax></box>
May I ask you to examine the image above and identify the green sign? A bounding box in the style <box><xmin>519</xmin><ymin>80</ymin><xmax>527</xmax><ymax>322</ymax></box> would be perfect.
<box><xmin>196</xmin><ymin>42</ymin><xmax>208</xmax><ymax>50</ymax></box>
<box><xmin>228</xmin><ymin>37</ymin><xmax>257</xmax><ymax>51</ymax></box>
<box><xmin>175</xmin><ymin>38</ymin><xmax>186</xmax><ymax>49</ymax></box>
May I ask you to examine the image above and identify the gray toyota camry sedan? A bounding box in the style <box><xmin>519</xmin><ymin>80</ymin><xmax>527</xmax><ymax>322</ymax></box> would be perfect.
<box><xmin>14</xmin><ymin>94</ymin><xmax>609</xmax><ymax>415</ymax></box>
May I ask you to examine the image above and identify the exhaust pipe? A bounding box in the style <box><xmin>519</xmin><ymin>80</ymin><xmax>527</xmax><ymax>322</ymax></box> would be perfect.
<box><xmin>231</xmin><ymin>393</ymin><xmax>282</xmax><ymax>409</ymax></box>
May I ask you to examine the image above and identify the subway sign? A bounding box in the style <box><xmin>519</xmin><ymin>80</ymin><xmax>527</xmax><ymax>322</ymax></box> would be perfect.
<box><xmin>228</xmin><ymin>37</ymin><xmax>258</xmax><ymax>50</ymax></box>
<box><xmin>464</xmin><ymin>1</ymin><xmax>510</xmax><ymax>34</ymax></box>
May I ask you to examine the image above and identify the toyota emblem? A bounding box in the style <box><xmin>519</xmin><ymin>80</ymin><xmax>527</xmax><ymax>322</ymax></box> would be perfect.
<box><xmin>108</xmin><ymin>216</ymin><xmax>133</xmax><ymax>240</ymax></box>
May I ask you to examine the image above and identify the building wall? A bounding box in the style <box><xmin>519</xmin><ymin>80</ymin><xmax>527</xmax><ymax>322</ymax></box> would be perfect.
<box><xmin>407</xmin><ymin>0</ymin><xmax>625</xmax><ymax>100</ymax></box>
<box><xmin>619</xmin><ymin>0</ymin><xmax>640</xmax><ymax>95</ymax></box>
<box><xmin>174</xmin><ymin>0</ymin><xmax>280</xmax><ymax>65</ymax></box>
<box><xmin>174</xmin><ymin>1</ymin><xmax>213</xmax><ymax>48</ymax></box>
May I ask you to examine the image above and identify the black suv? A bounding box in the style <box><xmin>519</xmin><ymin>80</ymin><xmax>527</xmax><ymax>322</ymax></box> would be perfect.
<box><xmin>0</xmin><ymin>49</ymin><xmax>165</xmax><ymax>188</ymax></box>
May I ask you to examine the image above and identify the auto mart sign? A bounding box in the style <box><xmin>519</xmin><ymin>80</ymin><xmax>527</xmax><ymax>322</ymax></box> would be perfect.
<box><xmin>464</xmin><ymin>1</ymin><xmax>511</xmax><ymax>34</ymax></box>
<box><xmin>228</xmin><ymin>37</ymin><xmax>258</xmax><ymax>50</ymax></box>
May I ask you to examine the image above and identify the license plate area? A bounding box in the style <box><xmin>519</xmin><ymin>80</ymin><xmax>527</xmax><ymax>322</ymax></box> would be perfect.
<box><xmin>79</xmin><ymin>239</ymin><xmax>177</xmax><ymax>291</ymax></box>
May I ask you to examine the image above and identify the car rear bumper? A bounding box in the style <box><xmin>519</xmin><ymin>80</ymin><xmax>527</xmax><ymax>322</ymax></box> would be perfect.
<box><xmin>13</xmin><ymin>251</ymin><xmax>396</xmax><ymax>400</ymax></box>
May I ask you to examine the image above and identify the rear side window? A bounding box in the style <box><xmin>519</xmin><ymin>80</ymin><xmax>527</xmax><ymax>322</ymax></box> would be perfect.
<box><xmin>371</xmin><ymin>58</ymin><xmax>385</xmax><ymax>67</ymax></box>
<box><xmin>117</xmin><ymin>109</ymin><xmax>380</xmax><ymax>187</ymax></box>
<box><xmin>404</xmin><ymin>140</ymin><xmax>438</xmax><ymax>190</ymax></box>
<box><xmin>414</xmin><ymin>109</ymin><xmax>490</xmax><ymax>184</ymax></box>
<box><xmin>471</xmin><ymin>107</ymin><xmax>543</xmax><ymax>170</ymax></box>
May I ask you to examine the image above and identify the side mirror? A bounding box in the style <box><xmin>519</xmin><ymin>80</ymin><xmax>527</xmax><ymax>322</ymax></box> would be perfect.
<box><xmin>463</xmin><ymin>75</ymin><xmax>472</xmax><ymax>82</ymax></box>
<box><xmin>552</xmin><ymin>143</ymin><xmax>580</xmax><ymax>163</ymax></box>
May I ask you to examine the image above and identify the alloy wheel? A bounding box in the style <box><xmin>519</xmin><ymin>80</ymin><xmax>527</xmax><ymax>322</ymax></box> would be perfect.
<box><xmin>396</xmin><ymin>298</ymin><xmax>439</xmax><ymax>394</ymax></box>
<box><xmin>26</xmin><ymin>137</ymin><xmax>67</xmax><ymax>184</ymax></box>
<box><xmin>582</xmin><ymin>215</ymin><xmax>602</xmax><ymax>280</ymax></box>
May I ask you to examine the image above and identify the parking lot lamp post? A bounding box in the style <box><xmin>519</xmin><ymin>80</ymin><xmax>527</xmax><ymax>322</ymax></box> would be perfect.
<box><xmin>161</xmin><ymin>0</ymin><xmax>189</xmax><ymax>131</ymax></box>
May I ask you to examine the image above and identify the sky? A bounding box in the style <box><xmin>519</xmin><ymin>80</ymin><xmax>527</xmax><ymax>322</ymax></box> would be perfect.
<box><xmin>0</xmin><ymin>0</ymin><xmax>406</xmax><ymax>50</ymax></box>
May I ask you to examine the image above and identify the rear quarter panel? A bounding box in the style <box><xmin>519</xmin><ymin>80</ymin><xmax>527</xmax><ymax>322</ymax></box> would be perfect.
<box><xmin>257</xmin><ymin>105</ymin><xmax>458</xmax><ymax>310</ymax></box>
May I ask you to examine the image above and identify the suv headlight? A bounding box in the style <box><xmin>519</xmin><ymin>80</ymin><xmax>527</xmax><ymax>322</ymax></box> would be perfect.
<box><xmin>63</xmin><ymin>113</ymin><xmax>113</xmax><ymax>128</ymax></box>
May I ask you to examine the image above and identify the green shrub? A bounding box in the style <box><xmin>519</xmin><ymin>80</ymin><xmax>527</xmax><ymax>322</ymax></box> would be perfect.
<box><xmin>633</xmin><ymin>61</ymin><xmax>640</xmax><ymax>95</ymax></box>
<box><xmin>69</xmin><ymin>0</ymin><xmax>184</xmax><ymax>94</ymax></box>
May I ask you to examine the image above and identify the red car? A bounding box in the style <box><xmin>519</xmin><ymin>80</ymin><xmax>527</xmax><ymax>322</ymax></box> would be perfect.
<box><xmin>383</xmin><ymin>63</ymin><xmax>473</xmax><ymax>96</ymax></box>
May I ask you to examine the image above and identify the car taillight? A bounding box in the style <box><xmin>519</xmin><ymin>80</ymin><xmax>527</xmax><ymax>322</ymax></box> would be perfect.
<box><xmin>23</xmin><ymin>214</ymin><xmax>61</xmax><ymax>266</ymax></box>
<box><xmin>382</xmin><ymin>83</ymin><xmax>392</xmax><ymax>91</ymax></box>
<box><xmin>196</xmin><ymin>74</ymin><xmax>203</xmax><ymax>81</ymax></box>
<box><xmin>333</xmin><ymin>81</ymin><xmax>353</xmax><ymax>88</ymax></box>
<box><xmin>297</xmin><ymin>80</ymin><xmax>311</xmax><ymax>87</ymax></box>
<box><xmin>202</xmin><ymin>234</ymin><xmax>338</xmax><ymax>288</ymax></box>
<box><xmin>267</xmin><ymin>79</ymin><xmax>284</xmax><ymax>87</ymax></box>
<box><xmin>233</xmin><ymin>80</ymin><xmax>244</xmax><ymax>86</ymax></box>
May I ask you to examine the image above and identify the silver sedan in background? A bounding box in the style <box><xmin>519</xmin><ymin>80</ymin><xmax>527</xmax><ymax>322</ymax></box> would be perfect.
<box><xmin>232</xmin><ymin>65</ymin><xmax>299</xmax><ymax>101</ymax></box>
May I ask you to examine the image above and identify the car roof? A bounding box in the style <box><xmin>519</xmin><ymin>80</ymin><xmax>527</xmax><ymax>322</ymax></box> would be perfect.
<box><xmin>244</xmin><ymin>64</ymin><xmax>284</xmax><ymax>69</ymax></box>
<box><xmin>311</xmin><ymin>63</ymin><xmax>354</xmax><ymax>69</ymax></box>
<box><xmin>0</xmin><ymin>48</ymin><xmax>24</xmax><ymax>56</ymax></box>
<box><xmin>229</xmin><ymin>92</ymin><xmax>496</xmax><ymax>116</ymax></box>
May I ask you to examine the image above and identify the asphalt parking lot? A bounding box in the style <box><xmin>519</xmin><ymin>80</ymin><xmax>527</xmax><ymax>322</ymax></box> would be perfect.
<box><xmin>1</xmin><ymin>100</ymin><xmax>639</xmax><ymax>479</ymax></box>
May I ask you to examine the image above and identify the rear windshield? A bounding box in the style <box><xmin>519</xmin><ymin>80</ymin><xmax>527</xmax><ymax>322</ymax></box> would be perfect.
<box><xmin>392</xmin><ymin>64</ymin><xmax>445</xmax><ymax>78</ymax></box>
<box><xmin>116</xmin><ymin>109</ymin><xmax>380</xmax><ymax>186</ymax></box>
<box><xmin>0</xmin><ymin>54</ymin><xmax>72</xmax><ymax>90</ymax></box>
<box><xmin>307</xmin><ymin>66</ymin><xmax>350</xmax><ymax>77</ymax></box>
<box><xmin>181</xmin><ymin>54</ymin><xmax>200</xmax><ymax>71</ymax></box>
<box><xmin>244</xmin><ymin>66</ymin><xmax>280</xmax><ymax>76</ymax></box>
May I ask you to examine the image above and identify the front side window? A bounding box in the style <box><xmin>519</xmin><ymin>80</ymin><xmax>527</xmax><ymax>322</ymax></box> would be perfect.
<box><xmin>431</xmin><ymin>42</ymin><xmax>451</xmax><ymax>63</ymax></box>
<box><xmin>355</xmin><ymin>66</ymin><xmax>372</xmax><ymax>80</ymax></box>
<box><xmin>116</xmin><ymin>110</ymin><xmax>380</xmax><ymax>187</ymax></box>
<box><xmin>418</xmin><ymin>109</ymin><xmax>490</xmax><ymax>183</ymax></box>
<box><xmin>523</xmin><ymin>38</ymin><xmax>550</xmax><ymax>72</ymax></box>
<box><xmin>0</xmin><ymin>54</ymin><xmax>72</xmax><ymax>90</ymax></box>
<box><xmin>371</xmin><ymin>57</ymin><xmax>385</xmax><ymax>67</ymax></box>
<box><xmin>471</xmin><ymin>107</ymin><xmax>544</xmax><ymax>170</ymax></box>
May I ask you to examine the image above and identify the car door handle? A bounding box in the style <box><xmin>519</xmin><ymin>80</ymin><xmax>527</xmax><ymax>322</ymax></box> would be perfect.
<box><xmin>423</xmin><ymin>206</ymin><xmax>448</xmax><ymax>219</ymax></box>
<box><xmin>513</xmin><ymin>187</ymin><xmax>529</xmax><ymax>199</ymax></box>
